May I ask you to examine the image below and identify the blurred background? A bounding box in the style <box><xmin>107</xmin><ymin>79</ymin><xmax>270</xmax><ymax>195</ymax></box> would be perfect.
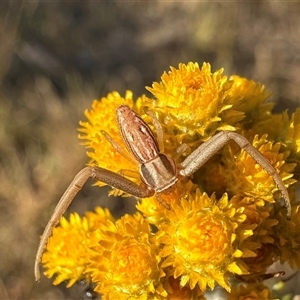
<box><xmin>1</xmin><ymin>2</ymin><xmax>300</xmax><ymax>299</ymax></box>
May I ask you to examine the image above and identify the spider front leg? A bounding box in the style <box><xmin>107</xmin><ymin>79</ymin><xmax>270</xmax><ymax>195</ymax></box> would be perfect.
<box><xmin>179</xmin><ymin>131</ymin><xmax>291</xmax><ymax>220</ymax></box>
<box><xmin>34</xmin><ymin>165</ymin><xmax>154</xmax><ymax>282</ymax></box>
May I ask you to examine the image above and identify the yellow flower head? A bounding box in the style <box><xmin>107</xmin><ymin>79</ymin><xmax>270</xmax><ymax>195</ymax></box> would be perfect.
<box><xmin>136</xmin><ymin>180</ymin><xmax>198</xmax><ymax>226</ymax></box>
<box><xmin>87</xmin><ymin>213</ymin><xmax>166</xmax><ymax>299</ymax></box>
<box><xmin>145</xmin><ymin>62</ymin><xmax>243</xmax><ymax>145</ymax></box>
<box><xmin>223</xmin><ymin>134</ymin><xmax>296</xmax><ymax>203</ymax></box>
<box><xmin>228</xmin><ymin>75</ymin><xmax>273</xmax><ymax>130</ymax></box>
<box><xmin>230</xmin><ymin>196</ymin><xmax>279</xmax><ymax>274</ymax></box>
<box><xmin>154</xmin><ymin>276</ymin><xmax>205</xmax><ymax>300</ymax></box>
<box><xmin>186</xmin><ymin>132</ymin><xmax>296</xmax><ymax>203</ymax></box>
<box><xmin>227</xmin><ymin>283</ymin><xmax>273</xmax><ymax>300</ymax></box>
<box><xmin>143</xmin><ymin>63</ymin><xmax>272</xmax><ymax>150</ymax></box>
<box><xmin>251</xmin><ymin>108</ymin><xmax>300</xmax><ymax>181</ymax></box>
<box><xmin>271</xmin><ymin>188</ymin><xmax>300</xmax><ymax>269</ymax></box>
<box><xmin>42</xmin><ymin>208</ymin><xmax>115</xmax><ymax>287</ymax></box>
<box><xmin>283</xmin><ymin>108</ymin><xmax>300</xmax><ymax>154</ymax></box>
<box><xmin>157</xmin><ymin>191</ymin><xmax>251</xmax><ymax>292</ymax></box>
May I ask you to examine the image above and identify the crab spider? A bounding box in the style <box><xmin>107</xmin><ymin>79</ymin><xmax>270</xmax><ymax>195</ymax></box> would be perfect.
<box><xmin>34</xmin><ymin>105</ymin><xmax>291</xmax><ymax>281</ymax></box>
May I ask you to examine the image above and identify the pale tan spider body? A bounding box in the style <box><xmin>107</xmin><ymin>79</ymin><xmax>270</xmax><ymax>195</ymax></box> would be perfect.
<box><xmin>34</xmin><ymin>105</ymin><xmax>291</xmax><ymax>281</ymax></box>
<box><xmin>117</xmin><ymin>106</ymin><xmax>178</xmax><ymax>194</ymax></box>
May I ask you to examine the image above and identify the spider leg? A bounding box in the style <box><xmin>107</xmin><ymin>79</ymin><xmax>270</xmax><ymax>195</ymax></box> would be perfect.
<box><xmin>144</xmin><ymin>107</ymin><xmax>165</xmax><ymax>152</ymax></box>
<box><xmin>179</xmin><ymin>131</ymin><xmax>291</xmax><ymax>220</ymax></box>
<box><xmin>155</xmin><ymin>193</ymin><xmax>171</xmax><ymax>209</ymax></box>
<box><xmin>101</xmin><ymin>130</ymin><xmax>137</xmax><ymax>165</ymax></box>
<box><xmin>173</xmin><ymin>143</ymin><xmax>190</xmax><ymax>161</ymax></box>
<box><xmin>34</xmin><ymin>166</ymin><xmax>154</xmax><ymax>282</ymax></box>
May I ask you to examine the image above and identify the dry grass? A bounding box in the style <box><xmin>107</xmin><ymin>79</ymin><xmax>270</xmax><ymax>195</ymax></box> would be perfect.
<box><xmin>1</xmin><ymin>2</ymin><xmax>300</xmax><ymax>299</ymax></box>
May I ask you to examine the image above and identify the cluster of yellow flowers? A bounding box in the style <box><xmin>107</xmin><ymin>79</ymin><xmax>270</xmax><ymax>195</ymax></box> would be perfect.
<box><xmin>42</xmin><ymin>62</ymin><xmax>300</xmax><ymax>299</ymax></box>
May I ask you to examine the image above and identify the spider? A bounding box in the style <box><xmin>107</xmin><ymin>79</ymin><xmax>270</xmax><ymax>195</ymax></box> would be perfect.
<box><xmin>34</xmin><ymin>104</ymin><xmax>291</xmax><ymax>281</ymax></box>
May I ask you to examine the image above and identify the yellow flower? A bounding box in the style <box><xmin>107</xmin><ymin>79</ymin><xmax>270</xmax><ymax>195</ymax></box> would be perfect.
<box><xmin>136</xmin><ymin>180</ymin><xmax>198</xmax><ymax>226</ymax></box>
<box><xmin>241</xmin><ymin>245</ymin><xmax>279</xmax><ymax>282</ymax></box>
<box><xmin>251</xmin><ymin>108</ymin><xmax>300</xmax><ymax>165</ymax></box>
<box><xmin>153</xmin><ymin>276</ymin><xmax>205</xmax><ymax>300</ymax></box>
<box><xmin>87</xmin><ymin>213</ymin><xmax>166</xmax><ymax>299</ymax></box>
<box><xmin>185</xmin><ymin>132</ymin><xmax>295</xmax><ymax>214</ymax></box>
<box><xmin>283</xmin><ymin>108</ymin><xmax>300</xmax><ymax>154</ymax></box>
<box><xmin>223</xmin><ymin>134</ymin><xmax>296</xmax><ymax>203</ymax></box>
<box><xmin>252</xmin><ymin>109</ymin><xmax>300</xmax><ymax>182</ymax></box>
<box><xmin>42</xmin><ymin>208</ymin><xmax>115</xmax><ymax>287</ymax></box>
<box><xmin>229</xmin><ymin>196</ymin><xmax>279</xmax><ymax>277</ymax></box>
<box><xmin>144</xmin><ymin>62</ymin><xmax>243</xmax><ymax>146</ymax></box>
<box><xmin>226</xmin><ymin>283</ymin><xmax>273</xmax><ymax>300</ymax></box>
<box><xmin>264</xmin><ymin>109</ymin><xmax>300</xmax><ymax>182</ymax></box>
<box><xmin>157</xmin><ymin>191</ymin><xmax>250</xmax><ymax>292</ymax></box>
<box><xmin>228</xmin><ymin>75</ymin><xmax>273</xmax><ymax>130</ymax></box>
<box><xmin>271</xmin><ymin>187</ymin><xmax>300</xmax><ymax>269</ymax></box>
<box><xmin>141</xmin><ymin>63</ymin><xmax>273</xmax><ymax>153</ymax></box>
